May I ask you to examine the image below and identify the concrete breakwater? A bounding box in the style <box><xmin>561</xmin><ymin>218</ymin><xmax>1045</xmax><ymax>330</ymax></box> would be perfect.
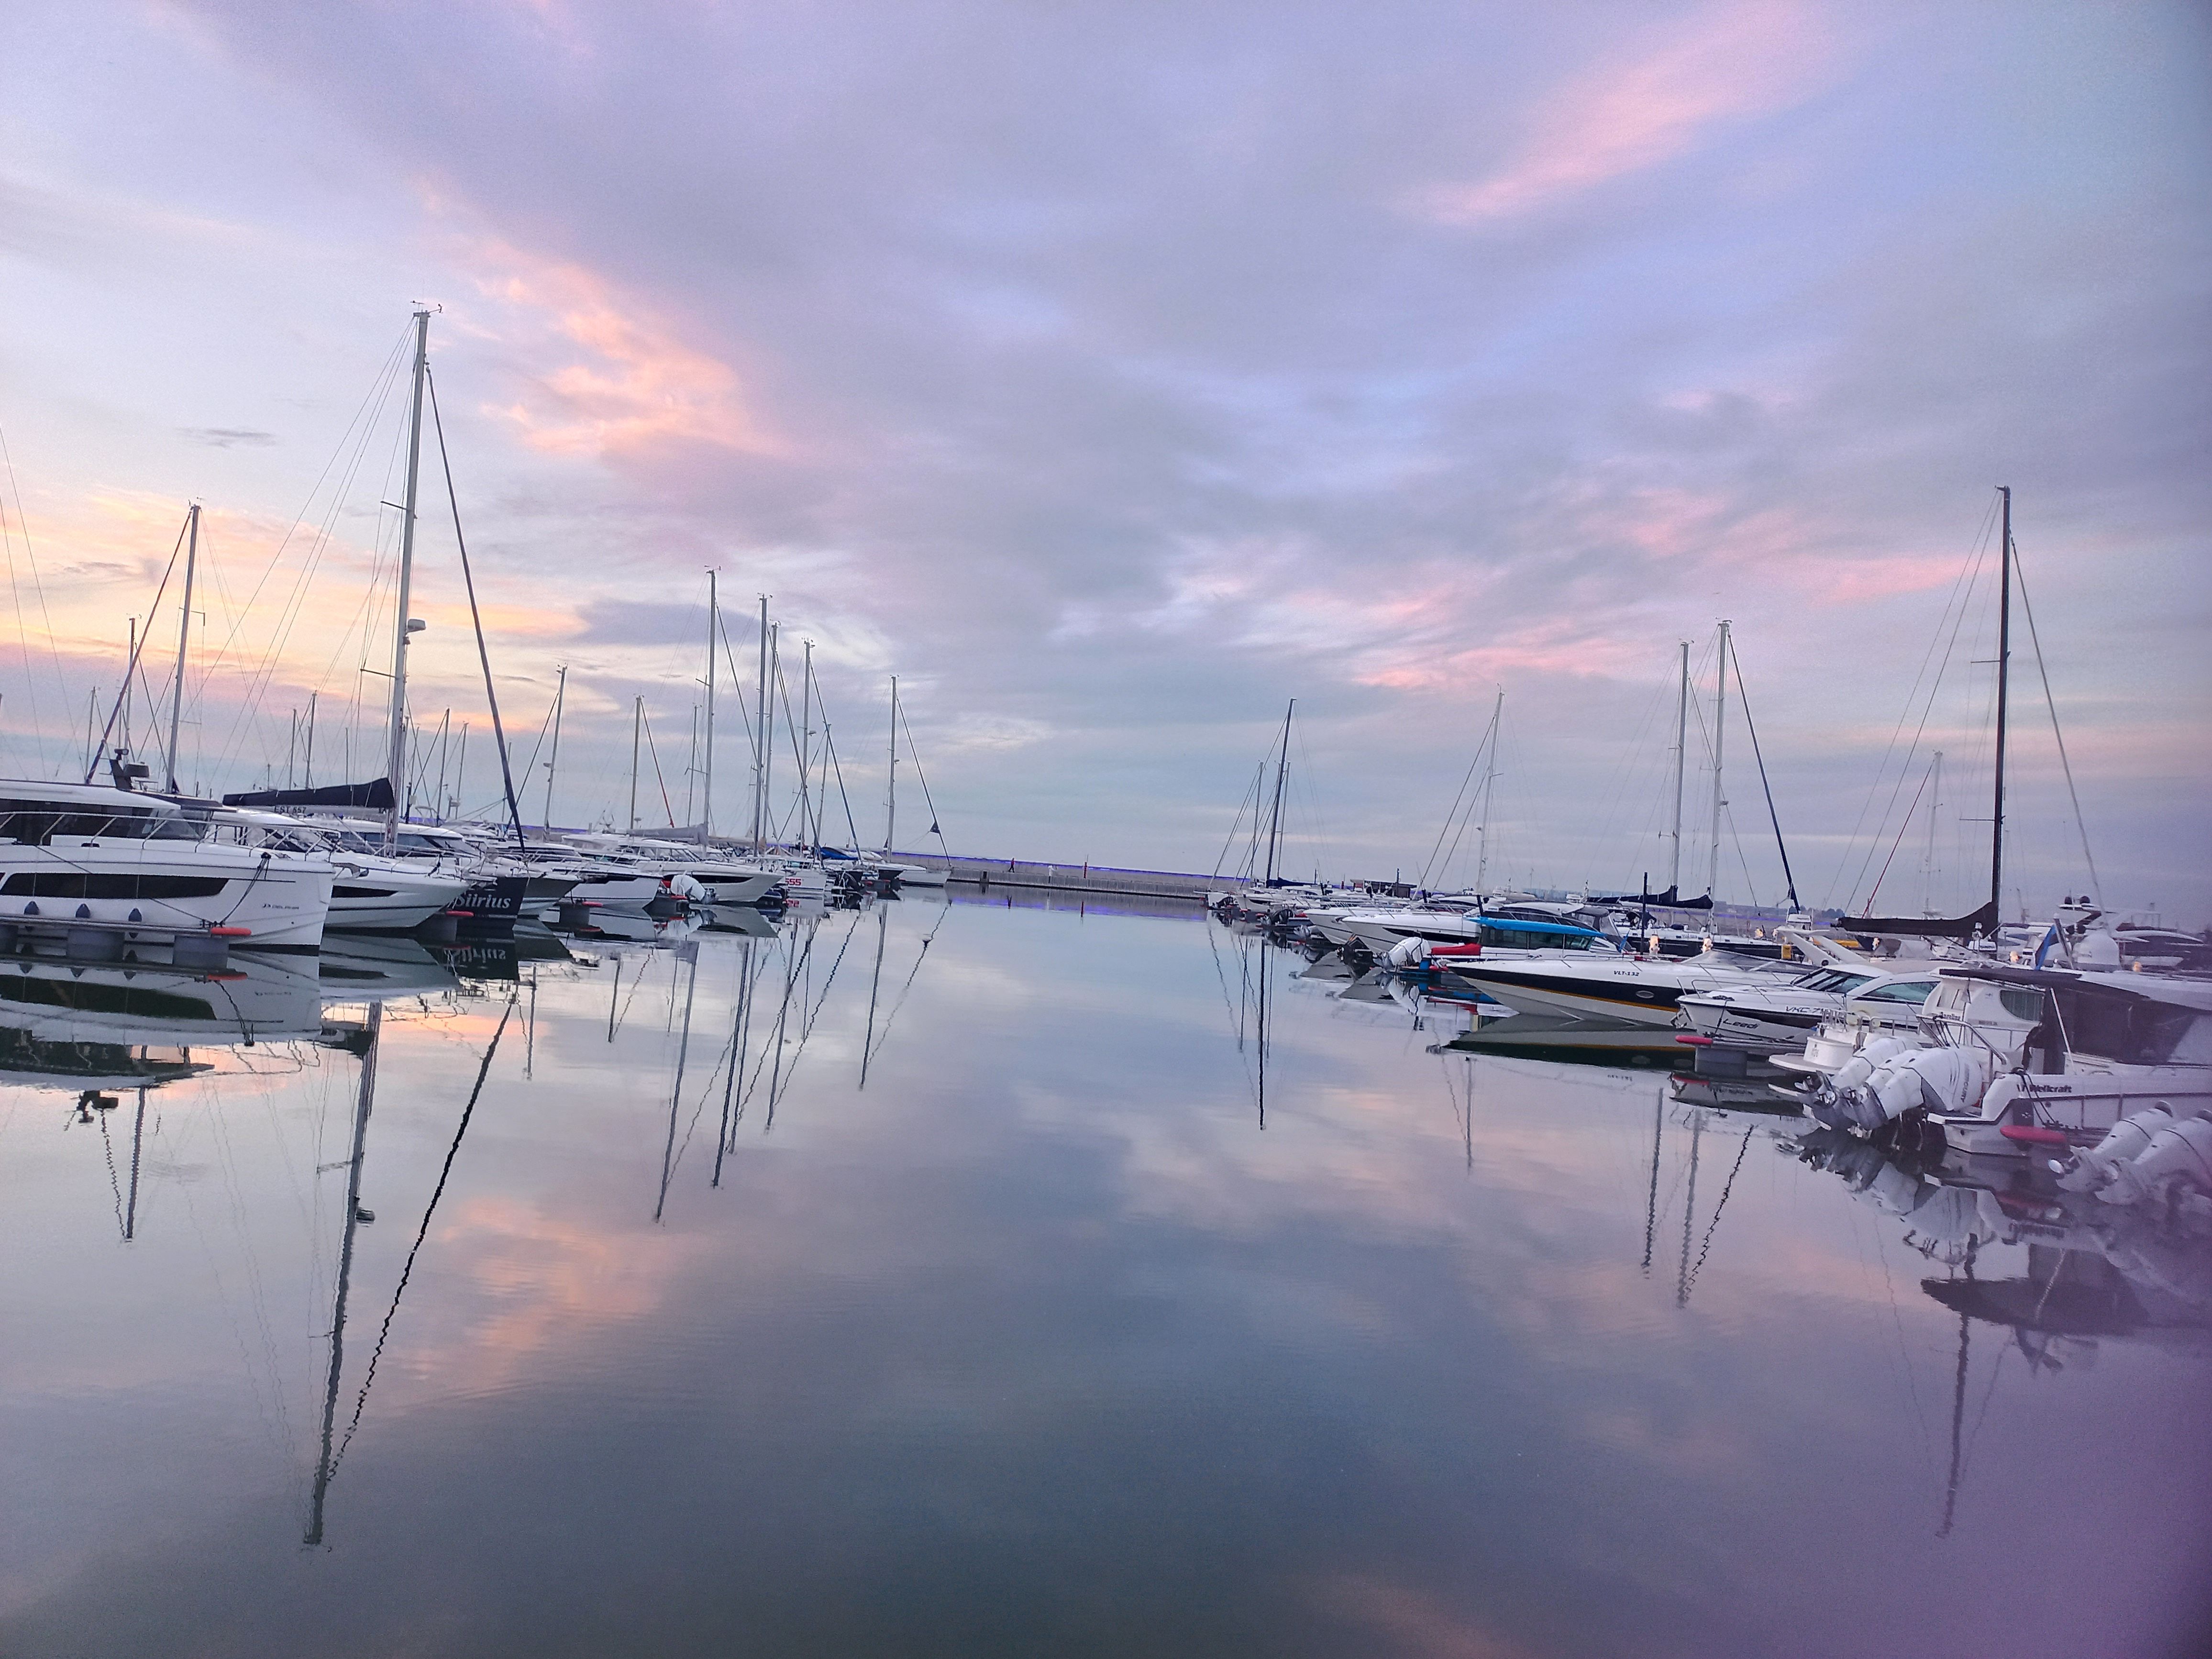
<box><xmin>905</xmin><ymin>853</ymin><xmax>1218</xmax><ymax>903</ymax></box>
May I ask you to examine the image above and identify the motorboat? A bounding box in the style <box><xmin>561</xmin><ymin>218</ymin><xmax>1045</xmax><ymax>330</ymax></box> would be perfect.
<box><xmin>563</xmin><ymin>833</ymin><xmax>783</xmax><ymax>905</ymax></box>
<box><xmin>1676</xmin><ymin>964</ymin><xmax>1942</xmax><ymax>1056</ymax></box>
<box><xmin>210</xmin><ymin>808</ymin><xmax>469</xmax><ymax>932</ymax></box>
<box><xmin>1446</xmin><ymin>947</ymin><xmax>1790</xmax><ymax>1028</ymax></box>
<box><xmin>1773</xmin><ymin>961</ymin><xmax>2212</xmax><ymax>1156</ymax></box>
<box><xmin>0</xmin><ymin>780</ymin><xmax>332</xmax><ymax>952</ymax></box>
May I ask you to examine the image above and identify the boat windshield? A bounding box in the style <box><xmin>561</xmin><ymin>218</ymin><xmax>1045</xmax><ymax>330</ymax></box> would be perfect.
<box><xmin>0</xmin><ymin>800</ymin><xmax>203</xmax><ymax>844</ymax></box>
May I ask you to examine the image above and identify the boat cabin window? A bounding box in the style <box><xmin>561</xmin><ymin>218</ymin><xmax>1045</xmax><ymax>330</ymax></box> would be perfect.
<box><xmin>1998</xmin><ymin>986</ymin><xmax>2045</xmax><ymax>1022</ymax></box>
<box><xmin>0</xmin><ymin>800</ymin><xmax>202</xmax><ymax>844</ymax></box>
<box><xmin>2048</xmin><ymin>986</ymin><xmax>2212</xmax><ymax>1066</ymax></box>
<box><xmin>1798</xmin><ymin>970</ymin><xmax>1874</xmax><ymax>993</ymax></box>
<box><xmin>1856</xmin><ymin>980</ymin><xmax>1936</xmax><ymax>1006</ymax></box>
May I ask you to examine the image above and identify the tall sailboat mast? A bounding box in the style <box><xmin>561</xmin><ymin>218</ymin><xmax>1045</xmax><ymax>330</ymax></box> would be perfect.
<box><xmin>164</xmin><ymin>502</ymin><xmax>199</xmax><ymax>793</ymax></box>
<box><xmin>798</xmin><ymin>639</ymin><xmax>814</xmax><ymax>848</ymax></box>
<box><xmin>1475</xmin><ymin>690</ymin><xmax>1502</xmax><ymax>895</ymax></box>
<box><xmin>1990</xmin><ymin>487</ymin><xmax>2012</xmax><ymax>921</ymax></box>
<box><xmin>884</xmin><ymin>675</ymin><xmax>899</xmax><ymax>853</ymax></box>
<box><xmin>752</xmin><ymin>595</ymin><xmax>769</xmax><ymax>853</ymax></box>
<box><xmin>383</xmin><ymin>308</ymin><xmax>431</xmax><ymax>847</ymax></box>
<box><xmin>629</xmin><ymin>696</ymin><xmax>643</xmax><ymax>833</ymax></box>
<box><xmin>542</xmin><ymin>664</ymin><xmax>566</xmax><ymax>829</ymax></box>
<box><xmin>1706</xmin><ymin>621</ymin><xmax>1730</xmax><ymax>900</ymax></box>
<box><xmin>703</xmin><ymin>571</ymin><xmax>717</xmax><ymax>840</ymax></box>
<box><xmin>1262</xmin><ymin>699</ymin><xmax>1294</xmax><ymax>886</ymax></box>
<box><xmin>1667</xmin><ymin>641</ymin><xmax>1688</xmax><ymax>896</ymax></box>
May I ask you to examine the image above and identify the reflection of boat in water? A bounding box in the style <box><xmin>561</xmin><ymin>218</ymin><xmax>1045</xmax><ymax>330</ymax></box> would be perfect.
<box><xmin>1443</xmin><ymin>1013</ymin><xmax>1688</xmax><ymax>1066</ymax></box>
<box><xmin>697</xmin><ymin>904</ymin><xmax>780</xmax><ymax>939</ymax></box>
<box><xmin>0</xmin><ymin>948</ymin><xmax>325</xmax><ymax>1051</ymax></box>
<box><xmin>429</xmin><ymin>922</ymin><xmax>575</xmax><ymax>983</ymax></box>
<box><xmin>316</xmin><ymin>935</ymin><xmax>460</xmax><ymax>1000</ymax></box>
<box><xmin>0</xmin><ymin>1025</ymin><xmax>208</xmax><ymax>1091</ymax></box>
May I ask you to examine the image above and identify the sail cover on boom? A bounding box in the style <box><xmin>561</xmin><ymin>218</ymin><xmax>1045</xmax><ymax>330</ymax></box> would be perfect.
<box><xmin>1838</xmin><ymin>901</ymin><xmax>1997</xmax><ymax>939</ymax></box>
<box><xmin>221</xmin><ymin>777</ymin><xmax>396</xmax><ymax>811</ymax></box>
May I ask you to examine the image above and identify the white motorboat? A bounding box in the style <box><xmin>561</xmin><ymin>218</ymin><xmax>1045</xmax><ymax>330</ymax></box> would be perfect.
<box><xmin>564</xmin><ymin>834</ymin><xmax>782</xmax><ymax>905</ymax></box>
<box><xmin>0</xmin><ymin>781</ymin><xmax>332</xmax><ymax>952</ymax></box>
<box><xmin>1339</xmin><ymin>910</ymin><xmax>1620</xmax><ymax>960</ymax></box>
<box><xmin>1448</xmin><ymin>948</ymin><xmax>1789</xmax><ymax>1028</ymax></box>
<box><xmin>210</xmin><ymin>808</ymin><xmax>468</xmax><ymax>932</ymax></box>
<box><xmin>1775</xmin><ymin>962</ymin><xmax>2212</xmax><ymax>1156</ymax></box>
<box><xmin>1676</xmin><ymin>964</ymin><xmax>1942</xmax><ymax>1055</ymax></box>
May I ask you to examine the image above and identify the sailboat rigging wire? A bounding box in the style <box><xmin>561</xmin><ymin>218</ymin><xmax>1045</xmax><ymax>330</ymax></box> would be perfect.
<box><xmin>2008</xmin><ymin>549</ymin><xmax>2101</xmax><ymax>902</ymax></box>
<box><xmin>208</xmin><ymin>326</ymin><xmax>413</xmax><ymax>779</ymax></box>
<box><xmin>1731</xmin><ymin>653</ymin><xmax>1799</xmax><ymax>908</ymax></box>
<box><xmin>1211</xmin><ymin>763</ymin><xmax>1265</xmax><ymax>881</ymax></box>
<box><xmin>1825</xmin><ymin>500</ymin><xmax>2000</xmax><ymax>908</ymax></box>
<box><xmin>424</xmin><ymin>369</ymin><xmax>529</xmax><ymax>847</ymax></box>
<box><xmin>1418</xmin><ymin>717</ymin><xmax>1496</xmax><ymax>890</ymax></box>
<box><xmin>0</xmin><ymin>418</ymin><xmax>69</xmax><ymax>758</ymax></box>
<box><xmin>83</xmin><ymin>514</ymin><xmax>189</xmax><ymax>780</ymax></box>
<box><xmin>895</xmin><ymin>699</ymin><xmax>952</xmax><ymax>862</ymax></box>
<box><xmin>822</xmin><ymin>722</ymin><xmax>863</xmax><ymax>848</ymax></box>
<box><xmin>1862</xmin><ymin>760</ymin><xmax>1935</xmax><ymax>913</ymax></box>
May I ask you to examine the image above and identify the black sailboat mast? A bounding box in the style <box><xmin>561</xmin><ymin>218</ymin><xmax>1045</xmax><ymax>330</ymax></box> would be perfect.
<box><xmin>1989</xmin><ymin>486</ymin><xmax>2012</xmax><ymax>923</ymax></box>
<box><xmin>1262</xmin><ymin>699</ymin><xmax>1294</xmax><ymax>886</ymax></box>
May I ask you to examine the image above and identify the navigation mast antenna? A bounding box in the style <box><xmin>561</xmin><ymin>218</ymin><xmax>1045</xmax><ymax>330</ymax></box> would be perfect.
<box><xmin>1990</xmin><ymin>487</ymin><xmax>2012</xmax><ymax>920</ymax></box>
<box><xmin>164</xmin><ymin>502</ymin><xmax>200</xmax><ymax>793</ymax></box>
<box><xmin>885</xmin><ymin>675</ymin><xmax>899</xmax><ymax>853</ymax></box>
<box><xmin>1668</xmin><ymin>640</ymin><xmax>1688</xmax><ymax>896</ymax></box>
<box><xmin>703</xmin><ymin>571</ymin><xmax>717</xmax><ymax>840</ymax></box>
<box><xmin>1262</xmin><ymin>699</ymin><xmax>1294</xmax><ymax>886</ymax></box>
<box><xmin>383</xmin><ymin>308</ymin><xmax>431</xmax><ymax>847</ymax></box>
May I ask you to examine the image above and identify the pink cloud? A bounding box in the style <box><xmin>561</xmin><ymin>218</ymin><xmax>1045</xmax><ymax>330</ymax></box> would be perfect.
<box><xmin>469</xmin><ymin>242</ymin><xmax>787</xmax><ymax>461</ymax></box>
<box><xmin>1413</xmin><ymin>1</ymin><xmax>1842</xmax><ymax>226</ymax></box>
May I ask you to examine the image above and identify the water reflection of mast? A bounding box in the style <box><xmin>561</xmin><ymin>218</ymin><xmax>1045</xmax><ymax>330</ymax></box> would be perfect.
<box><xmin>307</xmin><ymin>1002</ymin><xmax>383</xmax><ymax>1548</ymax></box>
<box><xmin>1675</xmin><ymin>1106</ymin><xmax>1703</xmax><ymax>1307</ymax></box>
<box><xmin>713</xmin><ymin>937</ymin><xmax>759</xmax><ymax>1184</ymax></box>
<box><xmin>1641</xmin><ymin>1097</ymin><xmax>1663</xmax><ymax>1275</ymax></box>
<box><xmin>125</xmin><ymin>1087</ymin><xmax>147</xmax><ymax>1241</ymax></box>
<box><xmin>656</xmin><ymin>942</ymin><xmax>702</xmax><ymax>1223</ymax></box>
<box><xmin>859</xmin><ymin>903</ymin><xmax>888</xmax><ymax>1090</ymax></box>
<box><xmin>1938</xmin><ymin>1307</ymin><xmax>1972</xmax><ymax>1539</ymax></box>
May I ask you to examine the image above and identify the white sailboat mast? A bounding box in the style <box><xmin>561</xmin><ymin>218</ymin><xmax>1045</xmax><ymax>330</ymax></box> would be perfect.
<box><xmin>1706</xmin><ymin>620</ymin><xmax>1730</xmax><ymax>901</ymax></box>
<box><xmin>164</xmin><ymin>502</ymin><xmax>199</xmax><ymax>793</ymax></box>
<box><xmin>383</xmin><ymin>308</ymin><xmax>431</xmax><ymax>846</ymax></box>
<box><xmin>885</xmin><ymin>675</ymin><xmax>899</xmax><ymax>853</ymax></box>
<box><xmin>703</xmin><ymin>570</ymin><xmax>717</xmax><ymax>840</ymax></box>
<box><xmin>1667</xmin><ymin>640</ymin><xmax>1688</xmax><ymax>895</ymax></box>
<box><xmin>752</xmin><ymin>595</ymin><xmax>769</xmax><ymax>853</ymax></box>
<box><xmin>1475</xmin><ymin>690</ymin><xmax>1502</xmax><ymax>896</ymax></box>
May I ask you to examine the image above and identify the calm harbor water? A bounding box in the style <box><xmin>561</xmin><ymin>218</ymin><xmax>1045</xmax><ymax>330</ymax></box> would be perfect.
<box><xmin>3</xmin><ymin>893</ymin><xmax>2207</xmax><ymax>1658</ymax></box>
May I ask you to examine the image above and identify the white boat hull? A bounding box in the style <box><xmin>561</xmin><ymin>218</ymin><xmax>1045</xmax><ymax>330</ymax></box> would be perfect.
<box><xmin>0</xmin><ymin>840</ymin><xmax>332</xmax><ymax>950</ymax></box>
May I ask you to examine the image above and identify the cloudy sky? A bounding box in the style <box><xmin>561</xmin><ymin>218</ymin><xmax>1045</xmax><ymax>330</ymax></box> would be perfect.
<box><xmin>1</xmin><ymin>0</ymin><xmax>2206</xmax><ymax>917</ymax></box>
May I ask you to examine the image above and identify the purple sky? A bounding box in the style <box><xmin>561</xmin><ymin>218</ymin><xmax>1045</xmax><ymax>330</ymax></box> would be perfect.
<box><xmin>2</xmin><ymin>0</ymin><xmax>2207</xmax><ymax>918</ymax></box>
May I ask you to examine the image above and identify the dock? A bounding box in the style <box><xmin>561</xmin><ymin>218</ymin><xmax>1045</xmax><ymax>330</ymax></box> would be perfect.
<box><xmin>915</xmin><ymin>854</ymin><xmax>1218</xmax><ymax>904</ymax></box>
